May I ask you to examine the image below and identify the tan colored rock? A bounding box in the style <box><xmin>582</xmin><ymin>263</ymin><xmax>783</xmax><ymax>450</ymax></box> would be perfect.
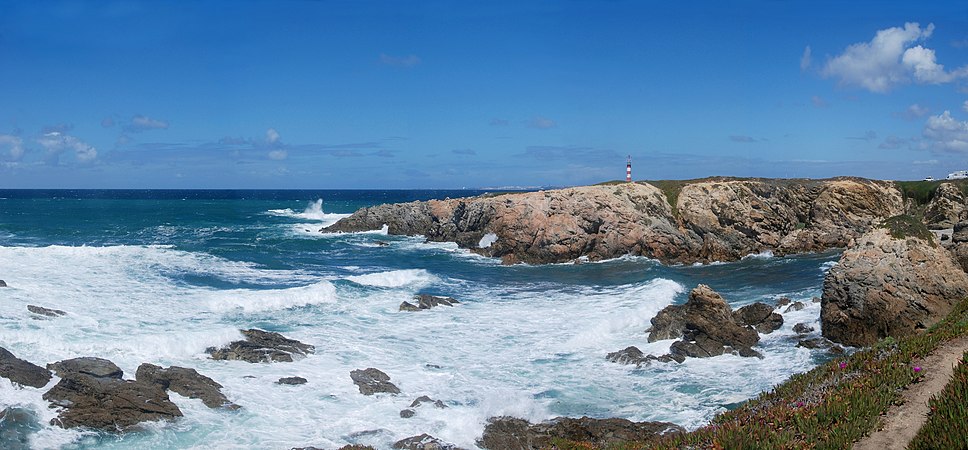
<box><xmin>924</xmin><ymin>183</ymin><xmax>966</xmax><ymax>229</ymax></box>
<box><xmin>821</xmin><ymin>227</ymin><xmax>968</xmax><ymax>347</ymax></box>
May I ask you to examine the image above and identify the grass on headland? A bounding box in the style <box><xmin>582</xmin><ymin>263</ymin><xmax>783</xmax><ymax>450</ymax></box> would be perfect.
<box><xmin>907</xmin><ymin>350</ymin><xmax>968</xmax><ymax>450</ymax></box>
<box><xmin>550</xmin><ymin>298</ymin><xmax>968</xmax><ymax>450</ymax></box>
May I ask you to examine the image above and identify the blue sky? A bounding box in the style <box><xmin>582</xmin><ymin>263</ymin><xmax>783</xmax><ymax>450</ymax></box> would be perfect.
<box><xmin>1</xmin><ymin>1</ymin><xmax>968</xmax><ymax>189</ymax></box>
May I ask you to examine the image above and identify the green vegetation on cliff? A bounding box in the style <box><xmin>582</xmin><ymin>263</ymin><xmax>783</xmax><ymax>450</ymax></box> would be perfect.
<box><xmin>551</xmin><ymin>298</ymin><xmax>968</xmax><ymax>449</ymax></box>
<box><xmin>880</xmin><ymin>214</ymin><xmax>934</xmax><ymax>242</ymax></box>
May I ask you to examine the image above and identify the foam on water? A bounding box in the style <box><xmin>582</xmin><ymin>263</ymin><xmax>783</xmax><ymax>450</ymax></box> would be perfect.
<box><xmin>0</xmin><ymin>234</ymin><xmax>837</xmax><ymax>449</ymax></box>
<box><xmin>267</xmin><ymin>199</ymin><xmax>350</xmax><ymax>227</ymax></box>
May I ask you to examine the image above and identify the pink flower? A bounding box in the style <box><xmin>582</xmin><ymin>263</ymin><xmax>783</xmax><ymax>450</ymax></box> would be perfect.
<box><xmin>839</xmin><ymin>362</ymin><xmax>847</xmax><ymax>369</ymax></box>
<box><xmin>913</xmin><ymin>366</ymin><xmax>922</xmax><ymax>373</ymax></box>
<box><xmin>796</xmin><ymin>401</ymin><xmax>804</xmax><ymax>407</ymax></box>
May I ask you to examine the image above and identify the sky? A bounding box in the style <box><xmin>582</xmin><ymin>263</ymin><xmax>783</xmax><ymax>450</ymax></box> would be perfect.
<box><xmin>1</xmin><ymin>1</ymin><xmax>968</xmax><ymax>189</ymax></box>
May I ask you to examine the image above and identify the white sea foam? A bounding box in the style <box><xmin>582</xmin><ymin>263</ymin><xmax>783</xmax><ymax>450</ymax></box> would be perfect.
<box><xmin>267</xmin><ymin>199</ymin><xmax>350</xmax><ymax>227</ymax></box>
<box><xmin>206</xmin><ymin>281</ymin><xmax>338</xmax><ymax>313</ymax></box>
<box><xmin>344</xmin><ymin>269</ymin><xmax>436</xmax><ymax>288</ymax></box>
<box><xmin>742</xmin><ymin>250</ymin><xmax>775</xmax><ymax>260</ymax></box>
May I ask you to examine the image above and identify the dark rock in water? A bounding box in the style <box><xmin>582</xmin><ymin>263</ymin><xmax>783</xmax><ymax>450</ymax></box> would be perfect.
<box><xmin>410</xmin><ymin>395</ymin><xmax>447</xmax><ymax>409</ymax></box>
<box><xmin>334</xmin><ymin>446</ymin><xmax>376</xmax><ymax>450</ymax></box>
<box><xmin>400</xmin><ymin>409</ymin><xmax>415</xmax><ymax>418</ymax></box>
<box><xmin>605</xmin><ymin>346</ymin><xmax>660</xmax><ymax>366</ymax></box>
<box><xmin>775</xmin><ymin>297</ymin><xmax>792</xmax><ymax>307</ymax></box>
<box><xmin>656</xmin><ymin>285</ymin><xmax>761</xmax><ymax>360</ymax></box>
<box><xmin>400</xmin><ymin>294</ymin><xmax>459</xmax><ymax>312</ymax></box>
<box><xmin>0</xmin><ymin>347</ymin><xmax>51</xmax><ymax>388</ymax></box>
<box><xmin>276</xmin><ymin>376</ymin><xmax>307</xmax><ymax>385</ymax></box>
<box><xmin>0</xmin><ymin>280</ymin><xmax>6</xmax><ymax>287</ymax></box>
<box><xmin>0</xmin><ymin>407</ymin><xmax>41</xmax><ymax>449</ymax></box>
<box><xmin>477</xmin><ymin>416</ymin><xmax>684</xmax><ymax>449</ymax></box>
<box><xmin>43</xmin><ymin>358</ymin><xmax>182</xmax><ymax>431</ymax></box>
<box><xmin>374</xmin><ymin>241</ymin><xmax>391</xmax><ymax>247</ymax></box>
<box><xmin>793</xmin><ymin>323</ymin><xmax>815</xmax><ymax>334</ymax></box>
<box><xmin>796</xmin><ymin>337</ymin><xmax>845</xmax><ymax>354</ymax></box>
<box><xmin>47</xmin><ymin>357</ymin><xmax>123</xmax><ymax>379</ymax></box>
<box><xmin>733</xmin><ymin>302</ymin><xmax>783</xmax><ymax>334</ymax></box>
<box><xmin>393</xmin><ymin>433</ymin><xmax>462</xmax><ymax>450</ymax></box>
<box><xmin>350</xmin><ymin>368</ymin><xmax>400</xmax><ymax>395</ymax></box>
<box><xmin>207</xmin><ymin>329</ymin><xmax>315</xmax><ymax>363</ymax></box>
<box><xmin>136</xmin><ymin>363</ymin><xmax>239</xmax><ymax>409</ymax></box>
<box><xmin>27</xmin><ymin>305</ymin><xmax>67</xmax><ymax>317</ymax></box>
<box><xmin>812</xmin><ymin>297</ymin><xmax>821</xmax><ymax>303</ymax></box>
<box><xmin>646</xmin><ymin>306</ymin><xmax>686</xmax><ymax>342</ymax></box>
<box><xmin>784</xmin><ymin>301</ymin><xmax>806</xmax><ymax>313</ymax></box>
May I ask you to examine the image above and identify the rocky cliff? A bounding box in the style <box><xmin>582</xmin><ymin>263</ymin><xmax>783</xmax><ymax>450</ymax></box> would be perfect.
<box><xmin>323</xmin><ymin>177</ymin><xmax>904</xmax><ymax>264</ymax></box>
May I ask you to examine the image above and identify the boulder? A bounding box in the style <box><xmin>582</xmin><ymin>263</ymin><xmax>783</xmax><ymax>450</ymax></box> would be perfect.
<box><xmin>42</xmin><ymin>358</ymin><xmax>182</xmax><ymax>431</ymax></box>
<box><xmin>400</xmin><ymin>294</ymin><xmax>459</xmax><ymax>312</ymax></box>
<box><xmin>821</xmin><ymin>222</ymin><xmax>968</xmax><ymax>347</ymax></box>
<box><xmin>733</xmin><ymin>302</ymin><xmax>783</xmax><ymax>334</ymax></box>
<box><xmin>648</xmin><ymin>285</ymin><xmax>760</xmax><ymax>360</ymax></box>
<box><xmin>796</xmin><ymin>337</ymin><xmax>844</xmax><ymax>354</ymax></box>
<box><xmin>410</xmin><ymin>395</ymin><xmax>447</xmax><ymax>409</ymax></box>
<box><xmin>136</xmin><ymin>363</ymin><xmax>239</xmax><ymax>409</ymax></box>
<box><xmin>0</xmin><ymin>347</ymin><xmax>51</xmax><ymax>388</ymax></box>
<box><xmin>477</xmin><ymin>416</ymin><xmax>684</xmax><ymax>449</ymax></box>
<box><xmin>923</xmin><ymin>183</ymin><xmax>967</xmax><ymax>229</ymax></box>
<box><xmin>0</xmin><ymin>280</ymin><xmax>6</xmax><ymax>287</ymax></box>
<box><xmin>948</xmin><ymin>221</ymin><xmax>968</xmax><ymax>273</ymax></box>
<box><xmin>793</xmin><ymin>323</ymin><xmax>815</xmax><ymax>334</ymax></box>
<box><xmin>392</xmin><ymin>433</ymin><xmax>462</xmax><ymax>450</ymax></box>
<box><xmin>606</xmin><ymin>346</ymin><xmax>652</xmax><ymax>366</ymax></box>
<box><xmin>783</xmin><ymin>301</ymin><xmax>806</xmax><ymax>313</ymax></box>
<box><xmin>400</xmin><ymin>409</ymin><xmax>415</xmax><ymax>418</ymax></box>
<box><xmin>350</xmin><ymin>368</ymin><xmax>400</xmax><ymax>395</ymax></box>
<box><xmin>26</xmin><ymin>305</ymin><xmax>66</xmax><ymax>317</ymax></box>
<box><xmin>207</xmin><ymin>329</ymin><xmax>314</xmax><ymax>363</ymax></box>
<box><xmin>276</xmin><ymin>376</ymin><xmax>307</xmax><ymax>385</ymax></box>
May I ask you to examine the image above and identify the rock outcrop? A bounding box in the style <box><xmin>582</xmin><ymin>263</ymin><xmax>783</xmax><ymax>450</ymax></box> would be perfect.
<box><xmin>646</xmin><ymin>285</ymin><xmax>762</xmax><ymax>359</ymax></box>
<box><xmin>392</xmin><ymin>434</ymin><xmax>462</xmax><ymax>450</ymax></box>
<box><xmin>923</xmin><ymin>183</ymin><xmax>966</xmax><ymax>229</ymax></box>
<box><xmin>350</xmin><ymin>368</ymin><xmax>400</xmax><ymax>395</ymax></box>
<box><xmin>42</xmin><ymin>357</ymin><xmax>182</xmax><ymax>430</ymax></box>
<box><xmin>733</xmin><ymin>302</ymin><xmax>784</xmax><ymax>334</ymax></box>
<box><xmin>136</xmin><ymin>363</ymin><xmax>239</xmax><ymax>409</ymax></box>
<box><xmin>277</xmin><ymin>376</ymin><xmax>307</xmax><ymax>385</ymax></box>
<box><xmin>399</xmin><ymin>294</ymin><xmax>459</xmax><ymax>312</ymax></box>
<box><xmin>477</xmin><ymin>416</ymin><xmax>684</xmax><ymax>449</ymax></box>
<box><xmin>947</xmin><ymin>221</ymin><xmax>968</xmax><ymax>273</ymax></box>
<box><xmin>821</xmin><ymin>221</ymin><xmax>968</xmax><ymax>347</ymax></box>
<box><xmin>0</xmin><ymin>347</ymin><xmax>51</xmax><ymax>388</ymax></box>
<box><xmin>26</xmin><ymin>305</ymin><xmax>66</xmax><ymax>317</ymax></box>
<box><xmin>323</xmin><ymin>178</ymin><xmax>904</xmax><ymax>265</ymax></box>
<box><xmin>0</xmin><ymin>280</ymin><xmax>7</xmax><ymax>287</ymax></box>
<box><xmin>207</xmin><ymin>329</ymin><xmax>315</xmax><ymax>363</ymax></box>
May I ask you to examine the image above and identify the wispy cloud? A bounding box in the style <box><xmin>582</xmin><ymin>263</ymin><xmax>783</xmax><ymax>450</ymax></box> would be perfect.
<box><xmin>37</xmin><ymin>131</ymin><xmax>97</xmax><ymax>164</ymax></box>
<box><xmin>124</xmin><ymin>115</ymin><xmax>169</xmax><ymax>132</ymax></box>
<box><xmin>380</xmin><ymin>53</ymin><xmax>421</xmax><ymax>68</ymax></box>
<box><xmin>0</xmin><ymin>134</ymin><xmax>24</xmax><ymax>161</ymax></box>
<box><xmin>894</xmin><ymin>103</ymin><xmax>930</xmax><ymax>120</ymax></box>
<box><xmin>800</xmin><ymin>46</ymin><xmax>812</xmax><ymax>71</ymax></box>
<box><xmin>923</xmin><ymin>110</ymin><xmax>968</xmax><ymax>152</ymax></box>
<box><xmin>822</xmin><ymin>22</ymin><xmax>968</xmax><ymax>92</ymax></box>
<box><xmin>527</xmin><ymin>116</ymin><xmax>557</xmax><ymax>129</ymax></box>
<box><xmin>729</xmin><ymin>135</ymin><xmax>758</xmax><ymax>143</ymax></box>
<box><xmin>879</xmin><ymin>135</ymin><xmax>911</xmax><ymax>150</ymax></box>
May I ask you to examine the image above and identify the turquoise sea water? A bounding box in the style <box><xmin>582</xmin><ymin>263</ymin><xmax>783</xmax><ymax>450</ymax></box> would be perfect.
<box><xmin>0</xmin><ymin>190</ymin><xmax>839</xmax><ymax>449</ymax></box>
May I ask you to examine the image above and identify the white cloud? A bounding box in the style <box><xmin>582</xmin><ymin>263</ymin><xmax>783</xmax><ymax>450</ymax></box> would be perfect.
<box><xmin>800</xmin><ymin>46</ymin><xmax>812</xmax><ymax>71</ymax></box>
<box><xmin>527</xmin><ymin>116</ymin><xmax>557</xmax><ymax>129</ymax></box>
<box><xmin>380</xmin><ymin>53</ymin><xmax>421</xmax><ymax>68</ymax></box>
<box><xmin>923</xmin><ymin>111</ymin><xmax>968</xmax><ymax>152</ymax></box>
<box><xmin>266</xmin><ymin>128</ymin><xmax>280</xmax><ymax>145</ymax></box>
<box><xmin>822</xmin><ymin>22</ymin><xmax>968</xmax><ymax>92</ymax></box>
<box><xmin>125</xmin><ymin>115</ymin><xmax>169</xmax><ymax>132</ymax></box>
<box><xmin>963</xmin><ymin>100</ymin><xmax>968</xmax><ymax>113</ymax></box>
<box><xmin>37</xmin><ymin>132</ymin><xmax>97</xmax><ymax>163</ymax></box>
<box><xmin>908</xmin><ymin>103</ymin><xmax>930</xmax><ymax>117</ymax></box>
<box><xmin>268</xmin><ymin>149</ymin><xmax>288</xmax><ymax>160</ymax></box>
<box><xmin>0</xmin><ymin>134</ymin><xmax>24</xmax><ymax>161</ymax></box>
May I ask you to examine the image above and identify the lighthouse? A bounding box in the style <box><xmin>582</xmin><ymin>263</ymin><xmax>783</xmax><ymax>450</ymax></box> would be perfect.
<box><xmin>626</xmin><ymin>155</ymin><xmax>632</xmax><ymax>182</ymax></box>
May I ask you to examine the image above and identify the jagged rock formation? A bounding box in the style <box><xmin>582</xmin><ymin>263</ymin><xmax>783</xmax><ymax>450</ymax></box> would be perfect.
<box><xmin>733</xmin><ymin>302</ymin><xmax>784</xmax><ymax>334</ymax></box>
<box><xmin>947</xmin><ymin>221</ymin><xmax>968</xmax><ymax>273</ymax></box>
<box><xmin>207</xmin><ymin>329</ymin><xmax>315</xmax><ymax>363</ymax></box>
<box><xmin>400</xmin><ymin>294</ymin><xmax>459</xmax><ymax>311</ymax></box>
<box><xmin>392</xmin><ymin>434</ymin><xmax>462</xmax><ymax>450</ymax></box>
<box><xmin>42</xmin><ymin>357</ymin><xmax>182</xmax><ymax>430</ymax></box>
<box><xmin>350</xmin><ymin>368</ymin><xmax>400</xmax><ymax>395</ymax></box>
<box><xmin>821</xmin><ymin>222</ymin><xmax>968</xmax><ymax>347</ymax></box>
<box><xmin>0</xmin><ymin>347</ymin><xmax>51</xmax><ymax>388</ymax></box>
<box><xmin>323</xmin><ymin>177</ymin><xmax>904</xmax><ymax>265</ymax></box>
<box><xmin>136</xmin><ymin>363</ymin><xmax>239</xmax><ymax>409</ymax></box>
<box><xmin>923</xmin><ymin>183</ymin><xmax>966</xmax><ymax>229</ymax></box>
<box><xmin>26</xmin><ymin>305</ymin><xmax>66</xmax><ymax>317</ymax></box>
<box><xmin>477</xmin><ymin>416</ymin><xmax>684</xmax><ymax>449</ymax></box>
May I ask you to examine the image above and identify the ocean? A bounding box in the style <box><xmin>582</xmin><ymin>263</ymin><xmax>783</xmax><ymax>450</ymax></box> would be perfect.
<box><xmin>0</xmin><ymin>190</ymin><xmax>840</xmax><ymax>449</ymax></box>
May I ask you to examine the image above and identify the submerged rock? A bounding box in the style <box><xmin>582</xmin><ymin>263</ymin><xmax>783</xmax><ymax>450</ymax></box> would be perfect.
<box><xmin>207</xmin><ymin>329</ymin><xmax>315</xmax><ymax>363</ymax></box>
<box><xmin>793</xmin><ymin>323</ymin><xmax>815</xmax><ymax>334</ymax></box>
<box><xmin>821</xmin><ymin>223</ymin><xmax>968</xmax><ymax>347</ymax></box>
<box><xmin>0</xmin><ymin>280</ymin><xmax>6</xmax><ymax>287</ymax></box>
<box><xmin>26</xmin><ymin>305</ymin><xmax>67</xmax><ymax>317</ymax></box>
<box><xmin>136</xmin><ymin>363</ymin><xmax>239</xmax><ymax>409</ymax></box>
<box><xmin>796</xmin><ymin>337</ymin><xmax>844</xmax><ymax>354</ymax></box>
<box><xmin>276</xmin><ymin>376</ymin><xmax>307</xmax><ymax>385</ymax></box>
<box><xmin>410</xmin><ymin>395</ymin><xmax>447</xmax><ymax>409</ymax></box>
<box><xmin>477</xmin><ymin>416</ymin><xmax>684</xmax><ymax>449</ymax></box>
<box><xmin>783</xmin><ymin>301</ymin><xmax>805</xmax><ymax>313</ymax></box>
<box><xmin>43</xmin><ymin>358</ymin><xmax>182</xmax><ymax>431</ymax></box>
<box><xmin>0</xmin><ymin>347</ymin><xmax>51</xmax><ymax>388</ymax></box>
<box><xmin>399</xmin><ymin>294</ymin><xmax>459</xmax><ymax>312</ymax></box>
<box><xmin>350</xmin><ymin>368</ymin><xmax>400</xmax><ymax>395</ymax></box>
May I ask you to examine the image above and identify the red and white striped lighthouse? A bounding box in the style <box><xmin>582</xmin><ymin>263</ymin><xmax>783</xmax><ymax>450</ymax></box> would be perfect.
<box><xmin>626</xmin><ymin>155</ymin><xmax>632</xmax><ymax>182</ymax></box>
